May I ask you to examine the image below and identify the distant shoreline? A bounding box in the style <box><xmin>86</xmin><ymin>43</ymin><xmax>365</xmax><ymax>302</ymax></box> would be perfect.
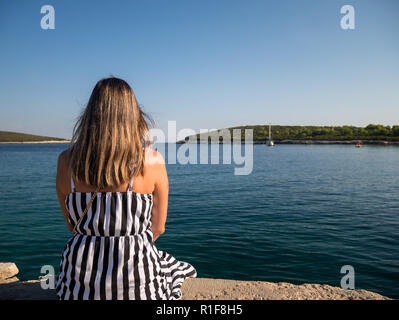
<box><xmin>1</xmin><ymin>139</ymin><xmax>399</xmax><ymax>146</ymax></box>
<box><xmin>0</xmin><ymin>140</ymin><xmax>71</xmax><ymax>144</ymax></box>
<box><xmin>177</xmin><ymin>139</ymin><xmax>399</xmax><ymax>145</ymax></box>
<box><xmin>266</xmin><ymin>140</ymin><xmax>399</xmax><ymax>145</ymax></box>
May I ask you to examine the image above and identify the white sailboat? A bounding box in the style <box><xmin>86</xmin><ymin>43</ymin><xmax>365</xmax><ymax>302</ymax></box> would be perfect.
<box><xmin>267</xmin><ymin>124</ymin><xmax>274</xmax><ymax>146</ymax></box>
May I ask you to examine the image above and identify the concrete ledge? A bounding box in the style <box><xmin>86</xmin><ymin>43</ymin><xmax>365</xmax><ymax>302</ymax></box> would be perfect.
<box><xmin>0</xmin><ymin>263</ymin><xmax>391</xmax><ymax>300</ymax></box>
<box><xmin>0</xmin><ymin>278</ymin><xmax>390</xmax><ymax>300</ymax></box>
<box><xmin>181</xmin><ymin>278</ymin><xmax>390</xmax><ymax>300</ymax></box>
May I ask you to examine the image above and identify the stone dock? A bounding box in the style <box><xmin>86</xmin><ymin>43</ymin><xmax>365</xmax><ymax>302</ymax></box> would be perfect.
<box><xmin>0</xmin><ymin>262</ymin><xmax>390</xmax><ymax>300</ymax></box>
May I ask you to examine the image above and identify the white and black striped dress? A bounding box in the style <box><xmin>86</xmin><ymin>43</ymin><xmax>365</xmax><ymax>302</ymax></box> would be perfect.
<box><xmin>55</xmin><ymin>177</ymin><xmax>197</xmax><ymax>300</ymax></box>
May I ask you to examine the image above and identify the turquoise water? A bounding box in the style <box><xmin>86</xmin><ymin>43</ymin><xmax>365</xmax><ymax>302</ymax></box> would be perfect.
<box><xmin>0</xmin><ymin>143</ymin><xmax>398</xmax><ymax>298</ymax></box>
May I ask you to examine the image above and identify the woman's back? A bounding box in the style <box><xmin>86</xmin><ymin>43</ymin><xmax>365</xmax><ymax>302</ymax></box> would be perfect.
<box><xmin>56</xmin><ymin>150</ymin><xmax>196</xmax><ymax>300</ymax></box>
<box><xmin>67</xmin><ymin>176</ymin><xmax>154</xmax><ymax>237</ymax></box>
<box><xmin>55</xmin><ymin>77</ymin><xmax>196</xmax><ymax>300</ymax></box>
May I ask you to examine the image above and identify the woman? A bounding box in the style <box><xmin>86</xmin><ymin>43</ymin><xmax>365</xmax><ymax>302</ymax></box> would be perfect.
<box><xmin>55</xmin><ymin>77</ymin><xmax>196</xmax><ymax>300</ymax></box>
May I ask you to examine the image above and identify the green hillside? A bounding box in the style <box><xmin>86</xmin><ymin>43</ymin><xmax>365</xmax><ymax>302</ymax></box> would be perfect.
<box><xmin>187</xmin><ymin>124</ymin><xmax>399</xmax><ymax>142</ymax></box>
<box><xmin>0</xmin><ymin>130</ymin><xmax>69</xmax><ymax>142</ymax></box>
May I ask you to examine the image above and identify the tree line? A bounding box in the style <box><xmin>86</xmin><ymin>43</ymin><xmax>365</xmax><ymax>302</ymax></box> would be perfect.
<box><xmin>192</xmin><ymin>124</ymin><xmax>399</xmax><ymax>142</ymax></box>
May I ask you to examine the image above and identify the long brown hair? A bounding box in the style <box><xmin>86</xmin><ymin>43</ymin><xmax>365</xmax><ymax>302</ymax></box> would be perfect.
<box><xmin>69</xmin><ymin>77</ymin><xmax>151</xmax><ymax>189</ymax></box>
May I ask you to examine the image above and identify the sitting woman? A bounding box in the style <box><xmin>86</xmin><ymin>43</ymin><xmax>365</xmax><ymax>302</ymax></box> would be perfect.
<box><xmin>55</xmin><ymin>77</ymin><xmax>196</xmax><ymax>300</ymax></box>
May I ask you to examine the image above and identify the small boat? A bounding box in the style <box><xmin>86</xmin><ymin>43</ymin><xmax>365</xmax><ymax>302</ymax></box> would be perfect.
<box><xmin>355</xmin><ymin>142</ymin><xmax>362</xmax><ymax>148</ymax></box>
<box><xmin>267</xmin><ymin>124</ymin><xmax>274</xmax><ymax>147</ymax></box>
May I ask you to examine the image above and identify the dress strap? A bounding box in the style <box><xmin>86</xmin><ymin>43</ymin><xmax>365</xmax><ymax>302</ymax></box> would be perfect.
<box><xmin>127</xmin><ymin>178</ymin><xmax>134</xmax><ymax>192</ymax></box>
<box><xmin>70</xmin><ymin>175</ymin><xmax>76</xmax><ymax>193</ymax></box>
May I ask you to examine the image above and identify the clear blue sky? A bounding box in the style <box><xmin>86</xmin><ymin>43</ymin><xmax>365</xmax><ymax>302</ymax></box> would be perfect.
<box><xmin>0</xmin><ymin>0</ymin><xmax>398</xmax><ymax>140</ymax></box>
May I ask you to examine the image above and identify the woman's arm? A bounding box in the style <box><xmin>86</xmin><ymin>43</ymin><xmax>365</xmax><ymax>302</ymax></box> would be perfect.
<box><xmin>149</xmin><ymin>150</ymin><xmax>168</xmax><ymax>242</ymax></box>
<box><xmin>56</xmin><ymin>151</ymin><xmax>74</xmax><ymax>233</ymax></box>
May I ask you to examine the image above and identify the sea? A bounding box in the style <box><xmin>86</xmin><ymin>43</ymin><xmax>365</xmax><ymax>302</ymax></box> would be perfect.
<box><xmin>0</xmin><ymin>143</ymin><xmax>398</xmax><ymax>298</ymax></box>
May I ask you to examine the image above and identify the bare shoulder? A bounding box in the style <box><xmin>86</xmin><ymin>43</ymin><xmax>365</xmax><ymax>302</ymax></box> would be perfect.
<box><xmin>58</xmin><ymin>149</ymin><xmax>70</xmax><ymax>164</ymax></box>
<box><xmin>56</xmin><ymin>149</ymin><xmax>72</xmax><ymax>194</ymax></box>
<box><xmin>143</xmin><ymin>148</ymin><xmax>167</xmax><ymax>181</ymax></box>
<box><xmin>57</xmin><ymin>149</ymin><xmax>72</xmax><ymax>171</ymax></box>
<box><xmin>143</xmin><ymin>148</ymin><xmax>168</xmax><ymax>191</ymax></box>
<box><xmin>144</xmin><ymin>148</ymin><xmax>165</xmax><ymax>166</ymax></box>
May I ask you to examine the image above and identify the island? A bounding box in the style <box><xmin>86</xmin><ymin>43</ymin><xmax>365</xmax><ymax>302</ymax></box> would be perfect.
<box><xmin>0</xmin><ymin>130</ymin><xmax>70</xmax><ymax>144</ymax></box>
<box><xmin>178</xmin><ymin>124</ymin><xmax>399</xmax><ymax>145</ymax></box>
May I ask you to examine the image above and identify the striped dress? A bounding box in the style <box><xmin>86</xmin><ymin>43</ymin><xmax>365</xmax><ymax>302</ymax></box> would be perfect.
<box><xmin>55</xmin><ymin>177</ymin><xmax>197</xmax><ymax>300</ymax></box>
